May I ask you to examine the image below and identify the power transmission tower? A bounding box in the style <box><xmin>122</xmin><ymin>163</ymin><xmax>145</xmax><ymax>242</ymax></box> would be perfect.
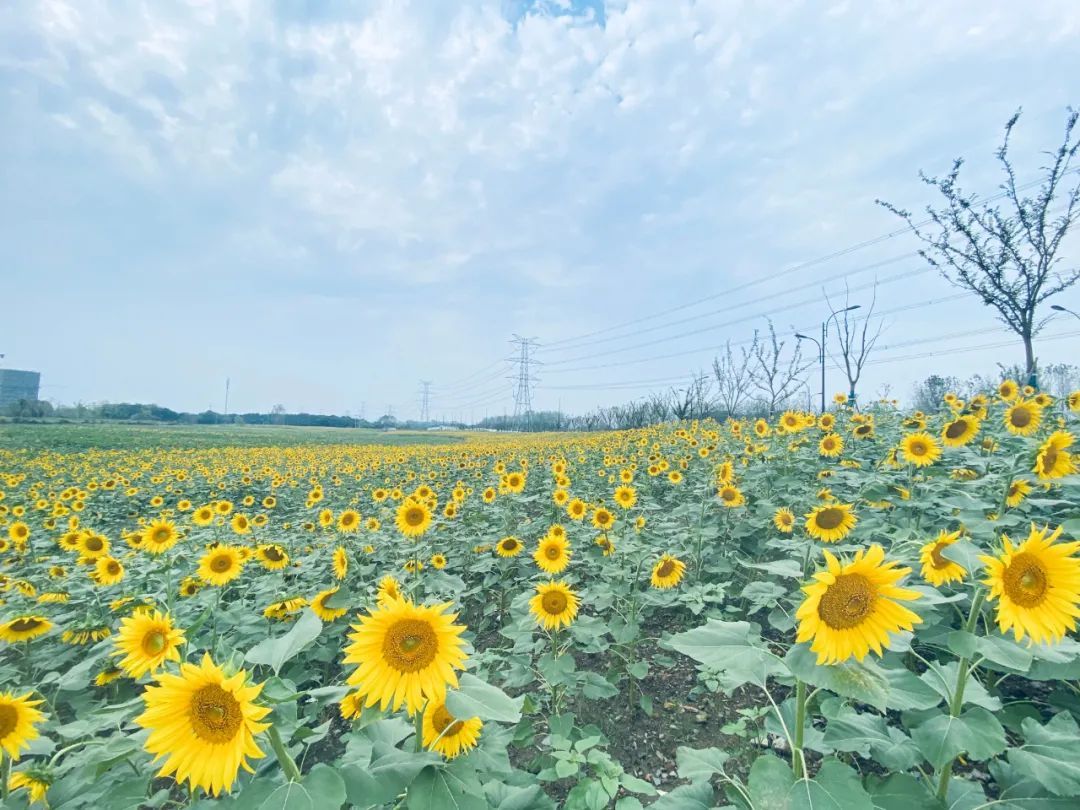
<box><xmin>224</xmin><ymin>378</ymin><xmax>230</xmax><ymax>418</ymax></box>
<box><xmin>508</xmin><ymin>335</ymin><xmax>540</xmax><ymax>431</ymax></box>
<box><xmin>419</xmin><ymin>381</ymin><xmax>432</xmax><ymax>422</ymax></box>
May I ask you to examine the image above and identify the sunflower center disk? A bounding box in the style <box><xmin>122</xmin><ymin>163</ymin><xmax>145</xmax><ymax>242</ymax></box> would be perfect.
<box><xmin>432</xmin><ymin>705</ymin><xmax>464</xmax><ymax>736</ymax></box>
<box><xmin>1041</xmin><ymin>449</ymin><xmax>1059</xmax><ymax>473</ymax></box>
<box><xmin>211</xmin><ymin>556</ymin><xmax>232</xmax><ymax>573</ymax></box>
<box><xmin>545</xmin><ymin>546</ymin><xmax>561</xmax><ymax>560</ymax></box>
<box><xmin>818</xmin><ymin>574</ymin><xmax>875</xmax><ymax>629</ymax></box>
<box><xmin>143</xmin><ymin>631</ymin><xmax>167</xmax><ymax>656</ymax></box>
<box><xmin>265</xmin><ymin>548</ymin><xmax>283</xmax><ymax>561</ymax></box>
<box><xmin>1003</xmin><ymin>553</ymin><xmax>1049</xmax><ymax>607</ymax></box>
<box><xmin>815</xmin><ymin>508</ymin><xmax>844</xmax><ymax>530</ymax></box>
<box><xmin>11</xmin><ymin>618</ymin><xmax>42</xmax><ymax>632</ymax></box>
<box><xmin>383</xmin><ymin>619</ymin><xmax>438</xmax><ymax>672</ymax></box>
<box><xmin>1011</xmin><ymin>409</ymin><xmax>1031</xmax><ymax>427</ymax></box>
<box><xmin>656</xmin><ymin>560</ymin><xmax>676</xmax><ymax>578</ymax></box>
<box><xmin>929</xmin><ymin>544</ymin><xmax>951</xmax><ymax>570</ymax></box>
<box><xmin>406</xmin><ymin>509</ymin><xmax>424</xmax><ymax>526</ymax></box>
<box><xmin>541</xmin><ymin>592</ymin><xmax>568</xmax><ymax>615</ymax></box>
<box><xmin>0</xmin><ymin>704</ymin><xmax>18</xmax><ymax>737</ymax></box>
<box><xmin>945</xmin><ymin>421</ymin><xmax>967</xmax><ymax>439</ymax></box>
<box><xmin>189</xmin><ymin>684</ymin><xmax>242</xmax><ymax>743</ymax></box>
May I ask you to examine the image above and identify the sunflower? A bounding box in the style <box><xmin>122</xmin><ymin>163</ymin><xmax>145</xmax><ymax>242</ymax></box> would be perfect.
<box><xmin>529</xmin><ymin>581</ymin><xmax>579</xmax><ymax>630</ymax></box>
<box><xmin>95</xmin><ymin>665</ymin><xmax>124</xmax><ymax>686</ymax></box>
<box><xmin>591</xmin><ymin>507</ymin><xmax>614</xmax><ymax>531</ymax></box>
<box><xmin>667</xmin><ymin>470</ymin><xmax>683</xmax><ymax>485</ymax></box>
<box><xmin>256</xmin><ymin>544</ymin><xmax>289</xmax><ymax>570</ymax></box>
<box><xmin>534</xmin><ymin>535</ymin><xmax>571</xmax><ymax>574</ymax></box>
<box><xmin>1034</xmin><ymin>431</ymin><xmax>1076</xmax><ymax>480</ymax></box>
<box><xmin>852</xmin><ymin>423</ymin><xmax>875</xmax><ymax>440</ymax></box>
<box><xmin>502</xmin><ymin>471</ymin><xmax>526</xmax><ymax>494</ymax></box>
<box><xmin>311</xmin><ymin>587</ymin><xmax>347</xmax><ymax>621</ymax></box>
<box><xmin>137</xmin><ymin>653</ymin><xmax>270</xmax><ymax>797</ymax></box>
<box><xmin>179</xmin><ymin>577</ymin><xmax>201</xmax><ymax>598</ymax></box>
<box><xmin>796</xmin><ymin>545</ymin><xmax>922</xmax><ymax>665</ymax></box>
<box><xmin>336</xmin><ymin>509</ymin><xmax>361</xmax><ymax>533</ymax></box>
<box><xmin>9</xmin><ymin>767</ymin><xmax>52</xmax><ymax>804</ymax></box>
<box><xmin>981</xmin><ymin>524</ymin><xmax>1080</xmax><ymax>644</ymax></box>
<box><xmin>342</xmin><ymin>598</ymin><xmax>467</xmax><ymax>715</ymax></box>
<box><xmin>1004</xmin><ymin>400</ymin><xmax>1042</xmax><ymax>436</ymax></box>
<box><xmin>197</xmin><ymin>546</ymin><xmax>245</xmax><ymax>586</ymax></box>
<box><xmin>94</xmin><ymin>556</ymin><xmax>125</xmax><ymax>586</ymax></box>
<box><xmin>192</xmin><ymin>505</ymin><xmax>215</xmax><ymax>527</ymax></box>
<box><xmin>422</xmin><ymin>701</ymin><xmax>482</xmax><ymax>759</ymax></box>
<box><xmin>495</xmin><ymin>536</ymin><xmax>524</xmax><ymax>558</ymax></box>
<box><xmin>377</xmin><ymin>575</ymin><xmax>402</xmax><ymax>605</ymax></box>
<box><xmin>919</xmin><ymin>530</ymin><xmax>966</xmax><ymax>586</ymax></box>
<box><xmin>900</xmin><ymin>432</ymin><xmax>942</xmax><ymax>467</ymax></box>
<box><xmin>78</xmin><ymin>532</ymin><xmax>110</xmax><ymax>560</ymax></box>
<box><xmin>230</xmin><ymin>514</ymin><xmax>251</xmax><ymax>535</ymax></box>
<box><xmin>566</xmin><ymin>499</ymin><xmax>587</xmax><ymax>521</ymax></box>
<box><xmin>650</xmin><ymin>555</ymin><xmax>686</xmax><ymax>589</ymax></box>
<box><xmin>0</xmin><ymin>616</ymin><xmax>53</xmax><ymax>643</ymax></box>
<box><xmin>1068</xmin><ymin>390</ymin><xmax>1080</xmax><ymax>413</ymax></box>
<box><xmin>339</xmin><ymin>691</ymin><xmax>363</xmax><ymax>720</ymax></box>
<box><xmin>113</xmin><ymin>610</ymin><xmax>185</xmax><ymax>678</ymax></box>
<box><xmin>333</xmin><ymin>547</ymin><xmax>348</xmax><ymax>580</ymax></box>
<box><xmin>941</xmin><ymin>415</ymin><xmax>979</xmax><ymax>447</ymax></box>
<box><xmin>8</xmin><ymin>522</ymin><xmax>29</xmax><ymax>544</ymax></box>
<box><xmin>818</xmin><ymin>433</ymin><xmax>844</xmax><ymax>458</ymax></box>
<box><xmin>214</xmin><ymin>500</ymin><xmax>234</xmax><ymax>515</ymax></box>
<box><xmin>263</xmin><ymin>598</ymin><xmax>306</xmax><ymax>621</ymax></box>
<box><xmin>395</xmin><ymin>501</ymin><xmax>432</xmax><ymax>539</ymax></box>
<box><xmin>773</xmin><ymin>508</ymin><xmax>795</xmax><ymax>533</ymax></box>
<box><xmin>613</xmin><ymin>485</ymin><xmax>637</xmax><ymax>509</ymax></box>
<box><xmin>998</xmin><ymin>379</ymin><xmax>1019</xmax><ymax>401</ymax></box>
<box><xmin>0</xmin><ymin>692</ymin><xmax>45</xmax><ymax>760</ymax></box>
<box><xmin>804</xmin><ymin>503</ymin><xmax>857</xmax><ymax>543</ymax></box>
<box><xmin>1005</xmin><ymin>479</ymin><xmax>1032</xmax><ymax>508</ymax></box>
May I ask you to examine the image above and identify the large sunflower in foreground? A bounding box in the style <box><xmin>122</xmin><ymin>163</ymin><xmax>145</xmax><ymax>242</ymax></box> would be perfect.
<box><xmin>113</xmin><ymin>610</ymin><xmax>186</xmax><ymax>678</ymax></box>
<box><xmin>529</xmin><ymin>581</ymin><xmax>579</xmax><ymax>630</ymax></box>
<box><xmin>395</xmin><ymin>501</ymin><xmax>432</xmax><ymax>538</ymax></box>
<box><xmin>650</xmin><ymin>554</ymin><xmax>687</xmax><ymax>589</ymax></box>
<box><xmin>918</xmin><ymin>530</ymin><xmax>966</xmax><ymax>586</ymax></box>
<box><xmin>343</xmin><ymin>598</ymin><xmax>467</xmax><ymax>715</ymax></box>
<box><xmin>899</xmin><ymin>432</ymin><xmax>942</xmax><ymax>467</ymax></box>
<box><xmin>534</xmin><ymin>535</ymin><xmax>571</xmax><ymax>574</ymax></box>
<box><xmin>804</xmin><ymin>503</ymin><xmax>857</xmax><ymax>543</ymax></box>
<box><xmin>981</xmin><ymin>524</ymin><xmax>1080</xmax><ymax>645</ymax></box>
<box><xmin>422</xmin><ymin>701</ymin><xmax>482</xmax><ymax>759</ymax></box>
<box><xmin>0</xmin><ymin>616</ymin><xmax>53</xmax><ymax>644</ymax></box>
<box><xmin>137</xmin><ymin>653</ymin><xmax>270</xmax><ymax>797</ymax></box>
<box><xmin>197</xmin><ymin>546</ymin><xmax>245</xmax><ymax>586</ymax></box>
<box><xmin>1034</xmin><ymin>431</ymin><xmax>1076</xmax><ymax>480</ymax></box>
<box><xmin>0</xmin><ymin>691</ymin><xmax>45</xmax><ymax>760</ymax></box>
<box><xmin>796</xmin><ymin>545</ymin><xmax>922</xmax><ymax>665</ymax></box>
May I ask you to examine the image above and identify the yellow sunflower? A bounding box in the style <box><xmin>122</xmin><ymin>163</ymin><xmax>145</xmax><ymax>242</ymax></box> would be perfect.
<box><xmin>796</xmin><ymin>545</ymin><xmax>922</xmax><ymax>665</ymax></box>
<box><xmin>0</xmin><ymin>616</ymin><xmax>53</xmax><ymax>643</ymax></box>
<box><xmin>1004</xmin><ymin>400</ymin><xmax>1042</xmax><ymax>436</ymax></box>
<box><xmin>591</xmin><ymin>507</ymin><xmax>615</xmax><ymax>531</ymax></box>
<box><xmin>529</xmin><ymin>581</ymin><xmax>579</xmax><ymax>630</ymax></box>
<box><xmin>197</xmin><ymin>546</ymin><xmax>245</xmax><ymax>586</ymax></box>
<box><xmin>256</xmin><ymin>544</ymin><xmax>289</xmax><ymax>571</ymax></box>
<box><xmin>495</xmin><ymin>536</ymin><xmax>524</xmax><ymax>558</ymax></box>
<box><xmin>1006</xmin><ymin>479</ymin><xmax>1032</xmax><ymax>508</ymax></box>
<box><xmin>941</xmin><ymin>415</ymin><xmax>980</xmax><ymax>448</ymax></box>
<box><xmin>342</xmin><ymin>598</ymin><xmax>467</xmax><ymax>715</ymax></box>
<box><xmin>336</xmin><ymin>509</ymin><xmax>361</xmax><ymax>533</ymax></box>
<box><xmin>422</xmin><ymin>701</ymin><xmax>482</xmax><ymax>759</ymax></box>
<box><xmin>998</xmin><ymin>379</ymin><xmax>1019</xmax><ymax>401</ymax></box>
<box><xmin>395</xmin><ymin>501</ymin><xmax>433</xmax><ymax>539</ymax></box>
<box><xmin>333</xmin><ymin>547</ymin><xmax>348</xmax><ymax>580</ymax></box>
<box><xmin>717</xmin><ymin>484</ymin><xmax>745</xmax><ymax>507</ymax></box>
<box><xmin>1068</xmin><ymin>390</ymin><xmax>1080</xmax><ymax>413</ymax></box>
<box><xmin>192</xmin><ymin>505</ymin><xmax>215</xmax><ymax>527</ymax></box>
<box><xmin>804</xmin><ymin>503</ymin><xmax>857</xmax><ymax>543</ymax></box>
<box><xmin>650</xmin><ymin>555</ymin><xmax>687</xmax><ymax>589</ymax></box>
<box><xmin>0</xmin><ymin>691</ymin><xmax>45</xmax><ymax>760</ymax></box>
<box><xmin>980</xmin><ymin>524</ymin><xmax>1080</xmax><ymax>645</ymax></box>
<box><xmin>137</xmin><ymin>653</ymin><xmax>270</xmax><ymax>797</ymax></box>
<box><xmin>93</xmin><ymin>556</ymin><xmax>125</xmax><ymax>586</ymax></box>
<box><xmin>230</xmin><ymin>514</ymin><xmax>251</xmax><ymax>535</ymax></box>
<box><xmin>113</xmin><ymin>610</ymin><xmax>185</xmax><ymax>678</ymax></box>
<box><xmin>818</xmin><ymin>433</ymin><xmax>844</xmax><ymax>458</ymax></box>
<box><xmin>311</xmin><ymin>587</ymin><xmax>347</xmax><ymax>621</ymax></box>
<box><xmin>1034</xmin><ymin>431</ymin><xmax>1076</xmax><ymax>480</ymax></box>
<box><xmin>430</xmin><ymin>554</ymin><xmax>447</xmax><ymax>570</ymax></box>
<box><xmin>613</xmin><ymin>485</ymin><xmax>637</xmax><ymax>509</ymax></box>
<box><xmin>9</xmin><ymin>767</ymin><xmax>52</xmax><ymax>803</ymax></box>
<box><xmin>773</xmin><ymin>508</ymin><xmax>795</xmax><ymax>533</ymax></box>
<box><xmin>900</xmin><ymin>432</ymin><xmax>942</xmax><ymax>467</ymax></box>
<box><xmin>918</xmin><ymin>530</ymin><xmax>966</xmax><ymax>586</ymax></box>
<box><xmin>78</xmin><ymin>532</ymin><xmax>110</xmax><ymax>561</ymax></box>
<box><xmin>566</xmin><ymin>499</ymin><xmax>587</xmax><ymax>521</ymax></box>
<box><xmin>339</xmin><ymin>691</ymin><xmax>363</xmax><ymax>720</ymax></box>
<box><xmin>534</xmin><ymin>535</ymin><xmax>571</xmax><ymax>574</ymax></box>
<box><xmin>377</xmin><ymin>575</ymin><xmax>402</xmax><ymax>605</ymax></box>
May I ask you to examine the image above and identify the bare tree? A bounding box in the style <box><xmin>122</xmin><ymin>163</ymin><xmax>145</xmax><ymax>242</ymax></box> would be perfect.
<box><xmin>712</xmin><ymin>337</ymin><xmax>757</xmax><ymax>418</ymax></box>
<box><xmin>826</xmin><ymin>283</ymin><xmax>884</xmax><ymax>407</ymax></box>
<box><xmin>748</xmin><ymin>320</ymin><xmax>813</xmax><ymax>415</ymax></box>
<box><xmin>878</xmin><ymin>108</ymin><xmax>1080</xmax><ymax>382</ymax></box>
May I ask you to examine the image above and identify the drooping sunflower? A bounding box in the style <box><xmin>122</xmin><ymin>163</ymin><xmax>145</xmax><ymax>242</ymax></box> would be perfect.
<box><xmin>342</xmin><ymin>598</ymin><xmax>467</xmax><ymax>715</ymax></box>
<box><xmin>137</xmin><ymin>653</ymin><xmax>270</xmax><ymax>797</ymax></box>
<box><xmin>113</xmin><ymin>610</ymin><xmax>185</xmax><ymax>678</ymax></box>
<box><xmin>263</xmin><ymin>598</ymin><xmax>306</xmax><ymax>621</ymax></box>
<box><xmin>1005</xmin><ymin>479</ymin><xmax>1032</xmax><ymax>508</ymax></box>
<box><xmin>900</xmin><ymin>432</ymin><xmax>942</xmax><ymax>467</ymax></box>
<box><xmin>395</xmin><ymin>501</ymin><xmax>432</xmax><ymax>539</ymax></box>
<box><xmin>981</xmin><ymin>524</ymin><xmax>1080</xmax><ymax>645</ymax></box>
<box><xmin>941</xmin><ymin>415</ymin><xmax>980</xmax><ymax>448</ymax></box>
<box><xmin>804</xmin><ymin>503</ymin><xmax>857</xmax><ymax>543</ymax></box>
<box><xmin>529</xmin><ymin>581</ymin><xmax>579</xmax><ymax>630</ymax></box>
<box><xmin>311</xmin><ymin>587</ymin><xmax>347</xmax><ymax>621</ymax></box>
<box><xmin>256</xmin><ymin>544</ymin><xmax>289</xmax><ymax>571</ymax></box>
<box><xmin>0</xmin><ymin>616</ymin><xmax>53</xmax><ymax>643</ymax></box>
<box><xmin>495</xmin><ymin>536</ymin><xmax>524</xmax><ymax>558</ymax></box>
<box><xmin>796</xmin><ymin>545</ymin><xmax>922</xmax><ymax>665</ymax></box>
<box><xmin>1004</xmin><ymin>400</ymin><xmax>1042</xmax><ymax>436</ymax></box>
<box><xmin>818</xmin><ymin>433</ymin><xmax>844</xmax><ymax>458</ymax></box>
<box><xmin>93</xmin><ymin>556</ymin><xmax>125</xmax><ymax>586</ymax></box>
<box><xmin>1034</xmin><ymin>431</ymin><xmax>1076</xmax><ymax>480</ymax></box>
<box><xmin>534</xmin><ymin>535</ymin><xmax>571</xmax><ymax>574</ymax></box>
<box><xmin>333</xmin><ymin>547</ymin><xmax>349</xmax><ymax>580</ymax></box>
<box><xmin>422</xmin><ymin>701</ymin><xmax>482</xmax><ymax>759</ymax></box>
<box><xmin>773</xmin><ymin>508</ymin><xmax>795</xmax><ymax>533</ymax></box>
<box><xmin>918</xmin><ymin>530</ymin><xmax>966</xmax><ymax>586</ymax></box>
<box><xmin>612</xmin><ymin>485</ymin><xmax>637</xmax><ymax>509</ymax></box>
<box><xmin>650</xmin><ymin>554</ymin><xmax>687</xmax><ymax>589</ymax></box>
<box><xmin>0</xmin><ymin>691</ymin><xmax>45</xmax><ymax>760</ymax></box>
<box><xmin>9</xmin><ymin>767</ymin><xmax>52</xmax><ymax>803</ymax></box>
<box><xmin>339</xmin><ymin>691</ymin><xmax>363</xmax><ymax>720</ymax></box>
<box><xmin>197</xmin><ymin>546</ymin><xmax>245</xmax><ymax>587</ymax></box>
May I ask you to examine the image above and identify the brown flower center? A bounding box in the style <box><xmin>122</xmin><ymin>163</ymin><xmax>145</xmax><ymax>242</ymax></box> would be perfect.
<box><xmin>263</xmin><ymin>546</ymin><xmax>284</xmax><ymax>562</ymax></box>
<box><xmin>10</xmin><ymin>618</ymin><xmax>43</xmax><ymax>633</ymax></box>
<box><xmin>545</xmin><ymin>545</ymin><xmax>561</xmax><ymax>560</ymax></box>
<box><xmin>142</xmin><ymin>630</ymin><xmax>167</xmax><ymax>656</ymax></box>
<box><xmin>656</xmin><ymin>559</ymin><xmax>676</xmax><ymax>578</ymax></box>
<box><xmin>1010</xmin><ymin>408</ymin><xmax>1032</xmax><ymax>428</ymax></box>
<box><xmin>431</xmin><ymin>705</ymin><xmax>464</xmax><ymax>737</ymax></box>
<box><xmin>0</xmin><ymin>704</ymin><xmax>17</xmax><ymax>738</ymax></box>
<box><xmin>929</xmin><ymin>543</ymin><xmax>951</xmax><ymax>570</ymax></box>
<box><xmin>189</xmin><ymin>684</ymin><xmax>242</xmax><ymax>743</ymax></box>
<box><xmin>382</xmin><ymin>619</ymin><xmax>438</xmax><ymax>672</ymax></box>
<box><xmin>541</xmin><ymin>590</ymin><xmax>568</xmax><ymax>615</ymax></box>
<box><xmin>1041</xmin><ymin>448</ymin><xmax>1059</xmax><ymax>474</ymax></box>
<box><xmin>814</xmin><ymin>507</ymin><xmax>844</xmax><ymax>530</ymax></box>
<box><xmin>818</xmin><ymin>574</ymin><xmax>875</xmax><ymax>629</ymax></box>
<box><xmin>945</xmin><ymin>421</ymin><xmax>967</xmax><ymax>439</ymax></box>
<box><xmin>404</xmin><ymin>507</ymin><xmax>425</xmax><ymax>527</ymax></box>
<box><xmin>211</xmin><ymin>554</ymin><xmax>233</xmax><ymax>573</ymax></box>
<box><xmin>84</xmin><ymin>536</ymin><xmax>104</xmax><ymax>552</ymax></box>
<box><xmin>1003</xmin><ymin>552</ymin><xmax>1049</xmax><ymax>608</ymax></box>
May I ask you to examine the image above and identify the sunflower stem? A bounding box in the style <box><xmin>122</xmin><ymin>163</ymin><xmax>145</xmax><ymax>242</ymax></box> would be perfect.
<box><xmin>792</xmin><ymin>679</ymin><xmax>808</xmax><ymax>779</ymax></box>
<box><xmin>935</xmin><ymin>587</ymin><xmax>986</xmax><ymax>800</ymax></box>
<box><xmin>267</xmin><ymin>724</ymin><xmax>301</xmax><ymax>783</ymax></box>
<box><xmin>1</xmin><ymin>752</ymin><xmax>10</xmax><ymax>801</ymax></box>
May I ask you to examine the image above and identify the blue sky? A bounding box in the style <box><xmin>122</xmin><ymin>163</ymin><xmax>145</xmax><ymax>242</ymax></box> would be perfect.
<box><xmin>2</xmin><ymin>0</ymin><xmax>1079</xmax><ymax>420</ymax></box>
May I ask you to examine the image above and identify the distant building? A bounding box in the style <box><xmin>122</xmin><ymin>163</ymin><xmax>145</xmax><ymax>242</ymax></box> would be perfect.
<box><xmin>0</xmin><ymin>369</ymin><xmax>41</xmax><ymax>408</ymax></box>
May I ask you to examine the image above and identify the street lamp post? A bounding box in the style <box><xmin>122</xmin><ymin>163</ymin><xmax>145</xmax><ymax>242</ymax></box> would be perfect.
<box><xmin>796</xmin><ymin>305</ymin><xmax>861</xmax><ymax>413</ymax></box>
<box><xmin>1051</xmin><ymin>304</ymin><xmax>1080</xmax><ymax>321</ymax></box>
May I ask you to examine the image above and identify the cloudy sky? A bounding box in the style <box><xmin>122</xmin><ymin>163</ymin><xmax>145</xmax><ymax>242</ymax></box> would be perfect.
<box><xmin>2</xmin><ymin>0</ymin><xmax>1079</xmax><ymax>421</ymax></box>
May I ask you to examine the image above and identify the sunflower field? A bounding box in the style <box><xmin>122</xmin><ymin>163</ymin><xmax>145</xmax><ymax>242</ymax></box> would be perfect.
<box><xmin>1</xmin><ymin>383</ymin><xmax>1079</xmax><ymax>809</ymax></box>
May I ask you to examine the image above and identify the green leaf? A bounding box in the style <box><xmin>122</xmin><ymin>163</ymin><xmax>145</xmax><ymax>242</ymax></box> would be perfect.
<box><xmin>58</xmin><ymin>653</ymin><xmax>104</xmax><ymax>691</ymax></box>
<box><xmin>787</xmin><ymin>759</ymin><xmax>873</xmax><ymax>810</ymax></box>
<box><xmin>786</xmin><ymin>645</ymin><xmax>889</xmax><ymax>711</ymax></box>
<box><xmin>341</xmin><ymin>743</ymin><xmax>440</xmax><ymax>805</ymax></box>
<box><xmin>580</xmin><ymin>671</ymin><xmax>619</xmax><ymax>700</ymax></box>
<box><xmin>864</xmin><ymin>773</ymin><xmax>937</xmax><ymax>810</ymax></box>
<box><xmin>747</xmin><ymin>755</ymin><xmax>795</xmax><ymax>810</ymax></box>
<box><xmin>407</xmin><ymin>766</ymin><xmax>486</xmax><ymax>810</ymax></box>
<box><xmin>650</xmin><ymin>781</ymin><xmax>714</xmax><ymax>809</ymax></box>
<box><xmin>879</xmin><ymin>665</ymin><xmax>942</xmax><ymax>710</ymax></box>
<box><xmin>259</xmin><ymin>782</ymin><xmax>313</xmax><ymax>810</ymax></box>
<box><xmin>666</xmin><ymin>619</ymin><xmax>784</xmax><ymax>688</ymax></box>
<box><xmin>977</xmin><ymin>634</ymin><xmax>1034</xmax><ymax>672</ymax></box>
<box><xmin>303</xmin><ymin>764</ymin><xmax>346</xmax><ymax>808</ymax></box>
<box><xmin>444</xmin><ymin>673</ymin><xmax>524</xmax><ymax>724</ymax></box>
<box><xmin>486</xmin><ymin>783</ymin><xmax>556</xmax><ymax>810</ymax></box>
<box><xmin>676</xmin><ymin>745</ymin><xmax>729</xmax><ymax>783</ymax></box>
<box><xmin>911</xmin><ymin>707</ymin><xmax>1006</xmax><ymax>768</ymax></box>
<box><xmin>1007</xmin><ymin>713</ymin><xmax>1080</xmax><ymax>797</ymax></box>
<box><xmin>245</xmin><ymin>609</ymin><xmax>323</xmax><ymax>675</ymax></box>
<box><xmin>920</xmin><ymin>661</ymin><xmax>1000</xmax><ymax>711</ymax></box>
<box><xmin>823</xmin><ymin>706</ymin><xmax>920</xmax><ymax>771</ymax></box>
